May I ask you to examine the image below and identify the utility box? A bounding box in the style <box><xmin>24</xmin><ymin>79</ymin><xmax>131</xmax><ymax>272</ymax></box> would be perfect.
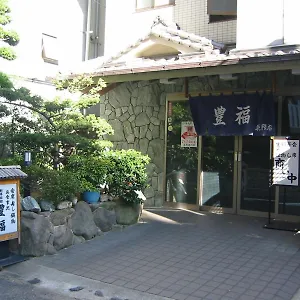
<box><xmin>0</xmin><ymin>166</ymin><xmax>27</xmax><ymax>265</ymax></box>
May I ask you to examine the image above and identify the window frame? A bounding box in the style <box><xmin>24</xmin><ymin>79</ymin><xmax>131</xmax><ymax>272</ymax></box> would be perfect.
<box><xmin>135</xmin><ymin>0</ymin><xmax>175</xmax><ymax>12</ymax></box>
<box><xmin>41</xmin><ymin>33</ymin><xmax>59</xmax><ymax>65</ymax></box>
<box><xmin>207</xmin><ymin>0</ymin><xmax>237</xmax><ymax>16</ymax></box>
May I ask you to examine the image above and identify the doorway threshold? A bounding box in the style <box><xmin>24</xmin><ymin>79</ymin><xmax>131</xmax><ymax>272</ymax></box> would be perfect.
<box><xmin>264</xmin><ymin>219</ymin><xmax>300</xmax><ymax>232</ymax></box>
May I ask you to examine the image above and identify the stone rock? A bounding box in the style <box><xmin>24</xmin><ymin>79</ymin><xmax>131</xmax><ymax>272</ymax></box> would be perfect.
<box><xmin>105</xmin><ymin>109</ymin><xmax>112</xmax><ymax>116</ymax></box>
<box><xmin>135</xmin><ymin>112</ymin><xmax>150</xmax><ymax>126</ymax></box>
<box><xmin>109</xmin><ymin>85</ymin><xmax>131</xmax><ymax>108</ymax></box>
<box><xmin>131</xmin><ymin>96</ymin><xmax>137</xmax><ymax>106</ymax></box>
<box><xmin>119</xmin><ymin>112</ymin><xmax>130</xmax><ymax>122</ymax></box>
<box><xmin>73</xmin><ymin>235</ymin><xmax>85</xmax><ymax>245</ymax></box>
<box><xmin>150</xmin><ymin>116</ymin><xmax>160</xmax><ymax>125</ymax></box>
<box><xmin>108</xmin><ymin>112</ymin><xmax>116</xmax><ymax>120</ymax></box>
<box><xmin>40</xmin><ymin>200</ymin><xmax>55</xmax><ymax>212</ymax></box>
<box><xmin>134</xmin><ymin>106</ymin><xmax>142</xmax><ymax>115</ymax></box>
<box><xmin>148</xmin><ymin>139</ymin><xmax>164</xmax><ymax>168</ymax></box>
<box><xmin>128</xmin><ymin>105</ymin><xmax>134</xmax><ymax>115</ymax></box>
<box><xmin>126</xmin><ymin>134</ymin><xmax>135</xmax><ymax>144</ymax></box>
<box><xmin>128</xmin><ymin>115</ymin><xmax>135</xmax><ymax>122</ymax></box>
<box><xmin>57</xmin><ymin>201</ymin><xmax>72</xmax><ymax>210</ymax></box>
<box><xmin>146</xmin><ymin>106</ymin><xmax>153</xmax><ymax>118</ymax></box>
<box><xmin>160</xmin><ymin>122</ymin><xmax>164</xmax><ymax>139</ymax></box>
<box><xmin>160</xmin><ymin>92</ymin><xmax>166</xmax><ymax>105</ymax></box>
<box><xmin>121</xmin><ymin>107</ymin><xmax>128</xmax><ymax>113</ymax></box>
<box><xmin>89</xmin><ymin>203</ymin><xmax>101</xmax><ymax>212</ymax></box>
<box><xmin>116</xmin><ymin>108</ymin><xmax>122</xmax><ymax>117</ymax></box>
<box><xmin>146</xmin><ymin>163</ymin><xmax>157</xmax><ymax>178</ymax></box>
<box><xmin>139</xmin><ymin>139</ymin><xmax>149</xmax><ymax>154</ymax></box>
<box><xmin>134</xmin><ymin>127</ymin><xmax>139</xmax><ymax>138</ymax></box>
<box><xmin>21</xmin><ymin>196</ymin><xmax>41</xmax><ymax>213</ymax></box>
<box><xmin>158</xmin><ymin>108</ymin><xmax>165</xmax><ymax>120</ymax></box>
<box><xmin>50</xmin><ymin>208</ymin><xmax>75</xmax><ymax>226</ymax></box>
<box><xmin>99</xmin><ymin>201</ymin><xmax>116</xmax><ymax>211</ymax></box>
<box><xmin>144</xmin><ymin>187</ymin><xmax>155</xmax><ymax>198</ymax></box>
<box><xmin>21</xmin><ymin>213</ymin><xmax>55</xmax><ymax>256</ymax></box>
<box><xmin>158</xmin><ymin>172</ymin><xmax>164</xmax><ymax>192</ymax></box>
<box><xmin>53</xmin><ymin>225</ymin><xmax>74</xmax><ymax>251</ymax></box>
<box><xmin>40</xmin><ymin>212</ymin><xmax>51</xmax><ymax>218</ymax></box>
<box><xmin>123</xmin><ymin>121</ymin><xmax>133</xmax><ymax>136</ymax></box>
<box><xmin>22</xmin><ymin>211</ymin><xmax>38</xmax><ymax>219</ymax></box>
<box><xmin>114</xmin><ymin>201</ymin><xmax>143</xmax><ymax>225</ymax></box>
<box><xmin>93</xmin><ymin>207</ymin><xmax>117</xmax><ymax>232</ymax></box>
<box><xmin>109</xmin><ymin>119</ymin><xmax>126</xmax><ymax>142</ymax></box>
<box><xmin>152</xmin><ymin>125</ymin><xmax>160</xmax><ymax>139</ymax></box>
<box><xmin>71</xmin><ymin>202</ymin><xmax>99</xmax><ymax>240</ymax></box>
<box><xmin>139</xmin><ymin>125</ymin><xmax>148</xmax><ymax>138</ymax></box>
<box><xmin>152</xmin><ymin>177</ymin><xmax>158</xmax><ymax>191</ymax></box>
<box><xmin>146</xmin><ymin>130</ymin><xmax>152</xmax><ymax>140</ymax></box>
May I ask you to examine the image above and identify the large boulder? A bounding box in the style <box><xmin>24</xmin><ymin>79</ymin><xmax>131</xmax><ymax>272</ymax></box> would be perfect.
<box><xmin>93</xmin><ymin>207</ymin><xmax>116</xmax><ymax>232</ymax></box>
<box><xmin>40</xmin><ymin>200</ymin><xmax>55</xmax><ymax>212</ymax></box>
<box><xmin>50</xmin><ymin>208</ymin><xmax>74</xmax><ymax>226</ymax></box>
<box><xmin>57</xmin><ymin>201</ymin><xmax>72</xmax><ymax>210</ymax></box>
<box><xmin>21</xmin><ymin>196</ymin><xmax>41</xmax><ymax>213</ymax></box>
<box><xmin>21</xmin><ymin>212</ymin><xmax>56</xmax><ymax>256</ymax></box>
<box><xmin>53</xmin><ymin>225</ymin><xmax>74</xmax><ymax>251</ymax></box>
<box><xmin>71</xmin><ymin>202</ymin><xmax>100</xmax><ymax>240</ymax></box>
<box><xmin>114</xmin><ymin>201</ymin><xmax>143</xmax><ymax>225</ymax></box>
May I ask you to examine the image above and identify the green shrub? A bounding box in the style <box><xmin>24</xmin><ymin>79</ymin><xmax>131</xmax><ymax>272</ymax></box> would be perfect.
<box><xmin>23</xmin><ymin>165</ymin><xmax>82</xmax><ymax>207</ymax></box>
<box><xmin>66</xmin><ymin>154</ymin><xmax>110</xmax><ymax>192</ymax></box>
<box><xmin>103</xmin><ymin>149</ymin><xmax>150</xmax><ymax>204</ymax></box>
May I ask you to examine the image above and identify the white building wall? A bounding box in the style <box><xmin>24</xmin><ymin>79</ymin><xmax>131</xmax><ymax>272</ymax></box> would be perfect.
<box><xmin>103</xmin><ymin>0</ymin><xmax>236</xmax><ymax>57</ymax></box>
<box><xmin>174</xmin><ymin>0</ymin><xmax>236</xmax><ymax>45</ymax></box>
<box><xmin>1</xmin><ymin>0</ymin><xmax>87</xmax><ymax>80</ymax></box>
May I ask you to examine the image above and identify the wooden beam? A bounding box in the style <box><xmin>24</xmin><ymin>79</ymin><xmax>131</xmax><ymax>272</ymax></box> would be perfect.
<box><xmin>99</xmin><ymin>82</ymin><xmax>120</xmax><ymax>96</ymax></box>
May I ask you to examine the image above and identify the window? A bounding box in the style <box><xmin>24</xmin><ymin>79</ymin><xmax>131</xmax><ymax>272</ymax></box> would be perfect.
<box><xmin>207</xmin><ymin>0</ymin><xmax>237</xmax><ymax>23</ymax></box>
<box><xmin>136</xmin><ymin>0</ymin><xmax>175</xmax><ymax>10</ymax></box>
<box><xmin>42</xmin><ymin>33</ymin><xmax>58</xmax><ymax>65</ymax></box>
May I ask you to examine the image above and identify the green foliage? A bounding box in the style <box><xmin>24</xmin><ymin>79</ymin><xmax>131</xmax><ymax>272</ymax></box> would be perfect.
<box><xmin>0</xmin><ymin>73</ymin><xmax>113</xmax><ymax>168</ymax></box>
<box><xmin>24</xmin><ymin>165</ymin><xmax>82</xmax><ymax>207</ymax></box>
<box><xmin>104</xmin><ymin>150</ymin><xmax>150</xmax><ymax>204</ymax></box>
<box><xmin>0</xmin><ymin>0</ymin><xmax>19</xmax><ymax>60</ymax></box>
<box><xmin>0</xmin><ymin>46</ymin><xmax>16</xmax><ymax>60</ymax></box>
<box><xmin>67</xmin><ymin>154</ymin><xmax>110</xmax><ymax>192</ymax></box>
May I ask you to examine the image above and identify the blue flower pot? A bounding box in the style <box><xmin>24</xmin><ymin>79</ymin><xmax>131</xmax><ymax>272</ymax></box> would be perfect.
<box><xmin>82</xmin><ymin>191</ymin><xmax>100</xmax><ymax>204</ymax></box>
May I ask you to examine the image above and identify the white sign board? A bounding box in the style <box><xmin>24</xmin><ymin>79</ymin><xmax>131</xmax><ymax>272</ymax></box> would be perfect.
<box><xmin>0</xmin><ymin>183</ymin><xmax>18</xmax><ymax>235</ymax></box>
<box><xmin>181</xmin><ymin>121</ymin><xmax>197</xmax><ymax>148</ymax></box>
<box><xmin>273</xmin><ymin>138</ymin><xmax>299</xmax><ymax>186</ymax></box>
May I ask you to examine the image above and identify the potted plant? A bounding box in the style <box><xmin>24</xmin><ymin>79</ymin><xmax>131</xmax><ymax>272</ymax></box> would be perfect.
<box><xmin>67</xmin><ymin>155</ymin><xmax>108</xmax><ymax>204</ymax></box>
<box><xmin>104</xmin><ymin>149</ymin><xmax>150</xmax><ymax>225</ymax></box>
<box><xmin>81</xmin><ymin>180</ymin><xmax>100</xmax><ymax>204</ymax></box>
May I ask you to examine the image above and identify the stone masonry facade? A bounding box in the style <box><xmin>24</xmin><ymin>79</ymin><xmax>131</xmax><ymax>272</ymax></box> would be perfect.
<box><xmin>96</xmin><ymin>71</ymin><xmax>298</xmax><ymax>207</ymax></box>
<box><xmin>100</xmin><ymin>81</ymin><xmax>182</xmax><ymax>207</ymax></box>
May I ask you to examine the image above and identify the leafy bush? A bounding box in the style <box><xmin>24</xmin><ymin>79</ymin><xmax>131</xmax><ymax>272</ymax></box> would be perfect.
<box><xmin>39</xmin><ymin>169</ymin><xmax>82</xmax><ymax>207</ymax></box>
<box><xmin>23</xmin><ymin>165</ymin><xmax>82</xmax><ymax>207</ymax></box>
<box><xmin>66</xmin><ymin>154</ymin><xmax>110</xmax><ymax>192</ymax></box>
<box><xmin>104</xmin><ymin>149</ymin><xmax>150</xmax><ymax>204</ymax></box>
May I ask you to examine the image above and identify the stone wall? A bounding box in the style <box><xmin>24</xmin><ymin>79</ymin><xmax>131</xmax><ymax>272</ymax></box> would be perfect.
<box><xmin>95</xmin><ymin>71</ymin><xmax>296</xmax><ymax>207</ymax></box>
<box><xmin>100</xmin><ymin>81</ymin><xmax>180</xmax><ymax>207</ymax></box>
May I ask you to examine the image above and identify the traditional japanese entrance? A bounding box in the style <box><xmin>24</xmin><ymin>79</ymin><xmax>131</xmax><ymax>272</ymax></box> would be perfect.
<box><xmin>165</xmin><ymin>92</ymin><xmax>277</xmax><ymax>217</ymax></box>
<box><xmin>200</xmin><ymin>136</ymin><xmax>274</xmax><ymax>217</ymax></box>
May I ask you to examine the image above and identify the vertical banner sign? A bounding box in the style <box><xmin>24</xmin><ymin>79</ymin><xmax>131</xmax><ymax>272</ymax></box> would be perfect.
<box><xmin>273</xmin><ymin>138</ymin><xmax>299</xmax><ymax>186</ymax></box>
<box><xmin>0</xmin><ymin>183</ymin><xmax>18</xmax><ymax>237</ymax></box>
<box><xmin>181</xmin><ymin>121</ymin><xmax>197</xmax><ymax>147</ymax></box>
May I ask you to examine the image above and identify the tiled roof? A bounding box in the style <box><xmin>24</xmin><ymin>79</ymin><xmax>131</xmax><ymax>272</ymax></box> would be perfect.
<box><xmin>104</xmin><ymin>17</ymin><xmax>224</xmax><ymax>65</ymax></box>
<box><xmin>0</xmin><ymin>166</ymin><xmax>27</xmax><ymax>180</ymax></box>
<box><xmin>67</xmin><ymin>16</ymin><xmax>300</xmax><ymax>79</ymax></box>
<box><xmin>78</xmin><ymin>46</ymin><xmax>300</xmax><ymax>78</ymax></box>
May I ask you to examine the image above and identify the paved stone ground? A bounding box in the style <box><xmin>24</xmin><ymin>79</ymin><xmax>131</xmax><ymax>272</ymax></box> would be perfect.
<box><xmin>30</xmin><ymin>209</ymin><xmax>300</xmax><ymax>300</ymax></box>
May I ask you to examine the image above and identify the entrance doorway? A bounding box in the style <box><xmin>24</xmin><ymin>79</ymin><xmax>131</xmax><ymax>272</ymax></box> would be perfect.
<box><xmin>201</xmin><ymin>136</ymin><xmax>275</xmax><ymax>216</ymax></box>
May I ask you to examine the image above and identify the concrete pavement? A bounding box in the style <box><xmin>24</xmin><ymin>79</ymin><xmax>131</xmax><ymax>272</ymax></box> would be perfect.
<box><xmin>4</xmin><ymin>208</ymin><xmax>300</xmax><ymax>300</ymax></box>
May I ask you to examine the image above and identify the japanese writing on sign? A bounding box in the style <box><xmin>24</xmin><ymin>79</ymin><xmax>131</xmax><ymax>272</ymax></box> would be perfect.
<box><xmin>0</xmin><ymin>183</ymin><xmax>18</xmax><ymax>235</ymax></box>
<box><xmin>213</xmin><ymin>105</ymin><xmax>251</xmax><ymax>126</ymax></box>
<box><xmin>181</xmin><ymin>121</ymin><xmax>197</xmax><ymax>148</ymax></box>
<box><xmin>273</xmin><ymin>139</ymin><xmax>299</xmax><ymax>186</ymax></box>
